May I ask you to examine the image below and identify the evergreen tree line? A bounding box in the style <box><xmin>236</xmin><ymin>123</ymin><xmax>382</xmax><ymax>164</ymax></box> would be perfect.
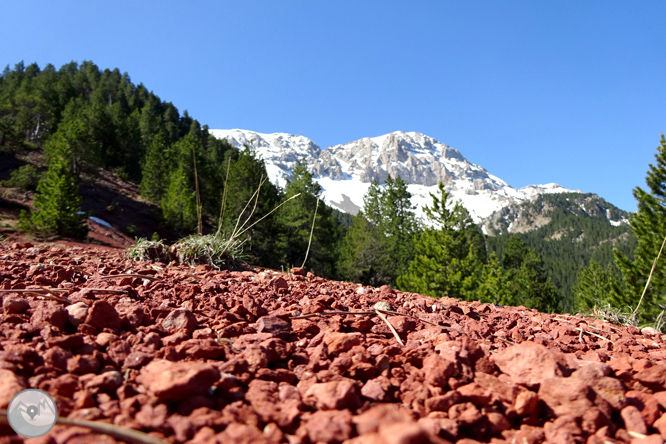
<box><xmin>338</xmin><ymin>178</ymin><xmax>560</xmax><ymax>312</ymax></box>
<box><xmin>0</xmin><ymin>61</ymin><xmax>347</xmax><ymax>276</ymax></box>
<box><xmin>486</xmin><ymin>193</ymin><xmax>637</xmax><ymax>313</ymax></box>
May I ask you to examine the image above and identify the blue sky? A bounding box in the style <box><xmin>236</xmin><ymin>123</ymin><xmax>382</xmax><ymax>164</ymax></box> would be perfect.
<box><xmin>2</xmin><ymin>1</ymin><xmax>665</xmax><ymax>212</ymax></box>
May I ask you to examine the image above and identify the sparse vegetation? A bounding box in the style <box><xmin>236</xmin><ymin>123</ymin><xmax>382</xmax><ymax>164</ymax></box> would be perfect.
<box><xmin>171</xmin><ymin>234</ymin><xmax>246</xmax><ymax>269</ymax></box>
<box><xmin>2</xmin><ymin>164</ymin><xmax>41</xmax><ymax>190</ymax></box>
<box><xmin>126</xmin><ymin>238</ymin><xmax>171</xmax><ymax>263</ymax></box>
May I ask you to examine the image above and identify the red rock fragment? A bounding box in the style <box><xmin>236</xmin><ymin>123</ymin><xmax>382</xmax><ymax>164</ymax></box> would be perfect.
<box><xmin>161</xmin><ymin>308</ymin><xmax>197</xmax><ymax>335</ymax></box>
<box><xmin>290</xmin><ymin>267</ymin><xmax>306</xmax><ymax>276</ymax></box>
<box><xmin>422</xmin><ymin>354</ymin><xmax>456</xmax><ymax>388</ymax></box>
<box><xmin>622</xmin><ymin>405</ymin><xmax>648</xmax><ymax>435</ymax></box>
<box><xmin>135</xmin><ymin>403</ymin><xmax>168</xmax><ymax>429</ymax></box>
<box><xmin>425</xmin><ymin>391</ymin><xmax>462</xmax><ymax>414</ymax></box>
<box><xmin>457</xmin><ymin>382</ymin><xmax>492</xmax><ymax>406</ymax></box>
<box><xmin>136</xmin><ymin>359</ymin><xmax>220</xmax><ymax>402</ymax></box>
<box><xmin>487</xmin><ymin>411</ymin><xmax>511</xmax><ymax>435</ymax></box>
<box><xmin>324</xmin><ymin>332</ymin><xmax>362</xmax><ymax>354</ymax></box>
<box><xmin>43</xmin><ymin>346</ymin><xmax>72</xmax><ymax>371</ymax></box>
<box><xmin>543</xmin><ymin>415</ymin><xmax>584</xmax><ymax>444</ymax></box>
<box><xmin>636</xmin><ymin>365</ymin><xmax>666</xmax><ymax>392</ymax></box>
<box><xmin>626</xmin><ymin>390</ymin><xmax>662</xmax><ymax>425</ymax></box>
<box><xmin>378</xmin><ymin>421</ymin><xmax>447</xmax><ymax>444</ymax></box>
<box><xmin>218</xmin><ymin>422</ymin><xmax>270</xmax><ymax>444</ymax></box>
<box><xmin>85</xmin><ymin>370</ymin><xmax>123</xmax><ymax>393</ymax></box>
<box><xmin>633</xmin><ymin>435</ymin><xmax>665</xmax><ymax>444</ymax></box>
<box><xmin>538</xmin><ymin>375</ymin><xmax>595</xmax><ymax>417</ymax></box>
<box><xmin>449</xmin><ymin>402</ymin><xmax>483</xmax><ymax>427</ymax></box>
<box><xmin>353</xmin><ymin>403</ymin><xmax>416</xmax><ymax>435</ymax></box>
<box><xmin>270</xmin><ymin>276</ymin><xmax>289</xmax><ymax>291</ymax></box>
<box><xmin>67</xmin><ymin>354</ymin><xmax>101</xmax><ymax>375</ymax></box>
<box><xmin>85</xmin><ymin>300</ymin><xmax>122</xmax><ymax>331</ymax></box>
<box><xmin>389</xmin><ymin>316</ymin><xmax>417</xmax><ymax>335</ymax></box>
<box><xmin>304</xmin><ymin>378</ymin><xmax>361</xmax><ymax>410</ymax></box>
<box><xmin>256</xmin><ymin>316</ymin><xmax>291</xmax><ymax>336</ymax></box>
<box><xmin>514</xmin><ymin>390</ymin><xmax>539</xmax><ymax>416</ymax></box>
<box><xmin>361</xmin><ymin>376</ymin><xmax>391</xmax><ymax>402</ymax></box>
<box><xmin>2</xmin><ymin>296</ymin><xmax>29</xmax><ymax>314</ymax></box>
<box><xmin>66</xmin><ymin>302</ymin><xmax>89</xmax><ymax>327</ymax></box>
<box><xmin>50</xmin><ymin>373</ymin><xmax>78</xmax><ymax>397</ymax></box>
<box><xmin>379</xmin><ymin>285</ymin><xmax>395</xmax><ymax>294</ymax></box>
<box><xmin>0</xmin><ymin>369</ymin><xmax>25</xmax><ymax>408</ymax></box>
<box><xmin>654</xmin><ymin>413</ymin><xmax>666</xmax><ymax>439</ymax></box>
<box><xmin>304</xmin><ymin>409</ymin><xmax>353</xmax><ymax>444</ymax></box>
<box><xmin>491</xmin><ymin>341</ymin><xmax>569</xmax><ymax>389</ymax></box>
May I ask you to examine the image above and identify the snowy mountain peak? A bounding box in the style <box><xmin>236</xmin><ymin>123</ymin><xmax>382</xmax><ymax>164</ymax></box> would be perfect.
<box><xmin>313</xmin><ymin>130</ymin><xmax>503</xmax><ymax>188</ymax></box>
<box><xmin>209</xmin><ymin>129</ymin><xmax>321</xmax><ymax>187</ymax></box>
<box><xmin>210</xmin><ymin>129</ymin><xmax>582</xmax><ymax>224</ymax></box>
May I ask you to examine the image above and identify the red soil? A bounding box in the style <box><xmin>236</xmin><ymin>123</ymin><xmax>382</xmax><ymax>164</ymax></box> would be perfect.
<box><xmin>0</xmin><ymin>242</ymin><xmax>665</xmax><ymax>443</ymax></box>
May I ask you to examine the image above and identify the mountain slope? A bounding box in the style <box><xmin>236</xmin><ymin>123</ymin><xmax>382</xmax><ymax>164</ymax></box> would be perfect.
<box><xmin>485</xmin><ymin>192</ymin><xmax>636</xmax><ymax>310</ymax></box>
<box><xmin>210</xmin><ymin>129</ymin><xmax>583</xmax><ymax>224</ymax></box>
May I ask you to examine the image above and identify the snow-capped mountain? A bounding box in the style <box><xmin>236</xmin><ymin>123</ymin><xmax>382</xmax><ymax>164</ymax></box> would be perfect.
<box><xmin>209</xmin><ymin>129</ymin><xmax>583</xmax><ymax>225</ymax></box>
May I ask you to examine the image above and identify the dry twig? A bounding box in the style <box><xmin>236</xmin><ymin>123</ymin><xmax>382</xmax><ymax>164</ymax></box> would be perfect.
<box><xmin>0</xmin><ymin>409</ymin><xmax>168</xmax><ymax>444</ymax></box>
<box><xmin>88</xmin><ymin>274</ymin><xmax>166</xmax><ymax>283</ymax></box>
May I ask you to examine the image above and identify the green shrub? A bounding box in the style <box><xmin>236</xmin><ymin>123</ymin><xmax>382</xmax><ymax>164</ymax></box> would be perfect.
<box><xmin>2</xmin><ymin>165</ymin><xmax>41</xmax><ymax>190</ymax></box>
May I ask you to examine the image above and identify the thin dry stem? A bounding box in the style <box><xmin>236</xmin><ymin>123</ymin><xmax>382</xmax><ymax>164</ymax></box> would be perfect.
<box><xmin>235</xmin><ymin>175</ymin><xmax>266</xmax><ymax>238</ymax></box>
<box><xmin>301</xmin><ymin>197</ymin><xmax>319</xmax><ymax>268</ymax></box>
<box><xmin>216</xmin><ymin>156</ymin><xmax>232</xmax><ymax>236</ymax></box>
<box><xmin>376</xmin><ymin>309</ymin><xmax>405</xmax><ymax>346</ymax></box>
<box><xmin>88</xmin><ymin>274</ymin><xmax>166</xmax><ymax>283</ymax></box>
<box><xmin>192</xmin><ymin>144</ymin><xmax>203</xmax><ymax>236</ymax></box>
<box><xmin>633</xmin><ymin>233</ymin><xmax>666</xmax><ymax>318</ymax></box>
<box><xmin>575</xmin><ymin>326</ymin><xmax>614</xmax><ymax>344</ymax></box>
<box><xmin>235</xmin><ymin>193</ymin><xmax>302</xmax><ymax>239</ymax></box>
<box><xmin>0</xmin><ymin>409</ymin><xmax>168</xmax><ymax>444</ymax></box>
<box><xmin>231</xmin><ymin>176</ymin><xmax>265</xmax><ymax>239</ymax></box>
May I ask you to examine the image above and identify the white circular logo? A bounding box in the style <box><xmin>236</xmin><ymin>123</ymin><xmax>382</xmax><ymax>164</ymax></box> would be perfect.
<box><xmin>7</xmin><ymin>389</ymin><xmax>58</xmax><ymax>438</ymax></box>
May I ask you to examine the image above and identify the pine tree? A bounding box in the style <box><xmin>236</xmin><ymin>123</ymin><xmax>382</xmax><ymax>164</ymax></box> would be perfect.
<box><xmin>140</xmin><ymin>132</ymin><xmax>169</xmax><ymax>202</ymax></box>
<box><xmin>338</xmin><ymin>211</ymin><xmax>389</xmax><ymax>285</ymax></box>
<box><xmin>476</xmin><ymin>252</ymin><xmax>509</xmax><ymax>304</ymax></box>
<box><xmin>275</xmin><ymin>160</ymin><xmax>338</xmax><ymax>277</ymax></box>
<box><xmin>338</xmin><ymin>176</ymin><xmax>419</xmax><ymax>286</ymax></box>
<box><xmin>397</xmin><ymin>182</ymin><xmax>485</xmax><ymax>299</ymax></box>
<box><xmin>160</xmin><ymin>167</ymin><xmax>197</xmax><ymax>234</ymax></box>
<box><xmin>21</xmin><ymin>144</ymin><xmax>88</xmax><ymax>238</ymax></box>
<box><xmin>615</xmin><ymin>135</ymin><xmax>666</xmax><ymax>321</ymax></box>
<box><xmin>502</xmin><ymin>235</ymin><xmax>559</xmax><ymax>312</ymax></box>
<box><xmin>573</xmin><ymin>260</ymin><xmax>625</xmax><ymax>312</ymax></box>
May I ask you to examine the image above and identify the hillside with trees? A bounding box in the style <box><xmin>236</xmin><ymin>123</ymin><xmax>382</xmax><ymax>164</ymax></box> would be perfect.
<box><xmin>3</xmin><ymin>60</ymin><xmax>665</xmax><ymax>328</ymax></box>
<box><xmin>485</xmin><ymin>193</ymin><xmax>636</xmax><ymax>312</ymax></box>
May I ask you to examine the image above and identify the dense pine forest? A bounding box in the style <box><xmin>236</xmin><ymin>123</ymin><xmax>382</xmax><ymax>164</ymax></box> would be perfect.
<box><xmin>1</xmin><ymin>60</ymin><xmax>664</xmax><ymax>327</ymax></box>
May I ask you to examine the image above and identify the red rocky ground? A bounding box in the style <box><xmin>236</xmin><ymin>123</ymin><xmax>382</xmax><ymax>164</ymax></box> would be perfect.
<box><xmin>1</xmin><ymin>242</ymin><xmax>666</xmax><ymax>444</ymax></box>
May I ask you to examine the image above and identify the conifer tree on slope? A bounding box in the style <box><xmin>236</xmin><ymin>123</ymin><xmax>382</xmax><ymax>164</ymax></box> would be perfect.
<box><xmin>396</xmin><ymin>182</ymin><xmax>485</xmax><ymax>300</ymax></box>
<box><xmin>160</xmin><ymin>166</ymin><xmax>198</xmax><ymax>234</ymax></box>
<box><xmin>21</xmin><ymin>142</ymin><xmax>88</xmax><ymax>238</ymax></box>
<box><xmin>275</xmin><ymin>160</ymin><xmax>338</xmax><ymax>277</ymax></box>
<box><xmin>615</xmin><ymin>135</ymin><xmax>666</xmax><ymax>321</ymax></box>
<box><xmin>572</xmin><ymin>260</ymin><xmax>624</xmax><ymax>312</ymax></box>
<box><xmin>339</xmin><ymin>176</ymin><xmax>418</xmax><ymax>287</ymax></box>
<box><xmin>502</xmin><ymin>235</ymin><xmax>559</xmax><ymax>312</ymax></box>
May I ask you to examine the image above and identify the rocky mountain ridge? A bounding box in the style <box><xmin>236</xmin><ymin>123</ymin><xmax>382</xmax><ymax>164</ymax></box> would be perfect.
<box><xmin>209</xmin><ymin>129</ymin><xmax>626</xmax><ymax>230</ymax></box>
